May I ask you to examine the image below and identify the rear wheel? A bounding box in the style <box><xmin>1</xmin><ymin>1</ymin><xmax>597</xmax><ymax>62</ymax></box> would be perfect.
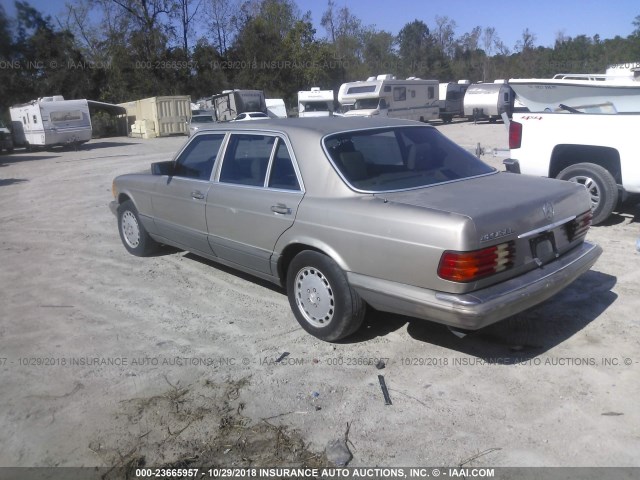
<box><xmin>557</xmin><ymin>162</ymin><xmax>618</xmax><ymax>225</ymax></box>
<box><xmin>287</xmin><ymin>251</ymin><xmax>365</xmax><ymax>341</ymax></box>
<box><xmin>117</xmin><ymin>200</ymin><xmax>159</xmax><ymax>256</ymax></box>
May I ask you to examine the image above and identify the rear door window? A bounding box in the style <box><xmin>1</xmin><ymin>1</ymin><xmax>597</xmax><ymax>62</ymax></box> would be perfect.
<box><xmin>268</xmin><ymin>139</ymin><xmax>300</xmax><ymax>191</ymax></box>
<box><xmin>219</xmin><ymin>134</ymin><xmax>276</xmax><ymax>186</ymax></box>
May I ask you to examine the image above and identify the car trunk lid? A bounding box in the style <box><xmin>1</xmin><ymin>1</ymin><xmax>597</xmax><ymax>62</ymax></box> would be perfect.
<box><xmin>375</xmin><ymin>172</ymin><xmax>592</xmax><ymax>290</ymax></box>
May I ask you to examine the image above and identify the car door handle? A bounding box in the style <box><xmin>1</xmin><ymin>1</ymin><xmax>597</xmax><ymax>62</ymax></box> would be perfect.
<box><xmin>271</xmin><ymin>203</ymin><xmax>291</xmax><ymax>215</ymax></box>
<box><xmin>191</xmin><ymin>191</ymin><xmax>205</xmax><ymax>200</ymax></box>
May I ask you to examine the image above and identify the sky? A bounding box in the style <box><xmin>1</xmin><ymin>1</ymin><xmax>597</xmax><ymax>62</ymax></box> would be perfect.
<box><xmin>4</xmin><ymin>0</ymin><xmax>639</xmax><ymax>51</ymax></box>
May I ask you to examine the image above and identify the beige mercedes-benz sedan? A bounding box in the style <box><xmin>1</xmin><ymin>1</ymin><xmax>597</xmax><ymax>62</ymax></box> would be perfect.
<box><xmin>110</xmin><ymin>117</ymin><xmax>601</xmax><ymax>341</ymax></box>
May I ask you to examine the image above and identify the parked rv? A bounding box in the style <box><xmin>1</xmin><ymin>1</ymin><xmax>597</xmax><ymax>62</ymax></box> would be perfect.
<box><xmin>266</xmin><ymin>98</ymin><xmax>288</xmax><ymax>118</ymax></box>
<box><xmin>212</xmin><ymin>90</ymin><xmax>267</xmax><ymax>122</ymax></box>
<box><xmin>437</xmin><ymin>80</ymin><xmax>471</xmax><ymax>123</ymax></box>
<box><xmin>10</xmin><ymin>96</ymin><xmax>92</xmax><ymax>149</ymax></box>
<box><xmin>338</xmin><ymin>74</ymin><xmax>439</xmax><ymax>122</ymax></box>
<box><xmin>119</xmin><ymin>96</ymin><xmax>191</xmax><ymax>139</ymax></box>
<box><xmin>463</xmin><ymin>81</ymin><xmax>514</xmax><ymax>122</ymax></box>
<box><xmin>298</xmin><ymin>87</ymin><xmax>334</xmax><ymax>117</ymax></box>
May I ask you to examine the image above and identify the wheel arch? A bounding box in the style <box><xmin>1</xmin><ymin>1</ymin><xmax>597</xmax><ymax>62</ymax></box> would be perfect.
<box><xmin>276</xmin><ymin>240</ymin><xmax>349</xmax><ymax>287</ymax></box>
<box><xmin>550</xmin><ymin>144</ymin><xmax>622</xmax><ymax>183</ymax></box>
<box><xmin>117</xmin><ymin>192</ymin><xmax>133</xmax><ymax>205</ymax></box>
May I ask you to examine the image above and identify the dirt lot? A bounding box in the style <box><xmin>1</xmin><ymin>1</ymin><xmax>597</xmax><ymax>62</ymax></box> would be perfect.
<box><xmin>1</xmin><ymin>119</ymin><xmax>639</xmax><ymax>471</ymax></box>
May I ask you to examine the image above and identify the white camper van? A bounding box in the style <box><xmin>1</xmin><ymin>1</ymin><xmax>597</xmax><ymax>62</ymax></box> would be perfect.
<box><xmin>10</xmin><ymin>96</ymin><xmax>92</xmax><ymax>148</ymax></box>
<box><xmin>298</xmin><ymin>87</ymin><xmax>334</xmax><ymax>117</ymax></box>
<box><xmin>463</xmin><ymin>81</ymin><xmax>514</xmax><ymax>122</ymax></box>
<box><xmin>338</xmin><ymin>74</ymin><xmax>439</xmax><ymax>121</ymax></box>
<box><xmin>437</xmin><ymin>80</ymin><xmax>471</xmax><ymax>123</ymax></box>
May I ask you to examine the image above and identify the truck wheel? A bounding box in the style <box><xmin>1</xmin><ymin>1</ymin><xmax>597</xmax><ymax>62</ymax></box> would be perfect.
<box><xmin>117</xmin><ymin>200</ymin><xmax>159</xmax><ymax>256</ymax></box>
<box><xmin>557</xmin><ymin>163</ymin><xmax>618</xmax><ymax>225</ymax></box>
<box><xmin>287</xmin><ymin>251</ymin><xmax>365</xmax><ymax>342</ymax></box>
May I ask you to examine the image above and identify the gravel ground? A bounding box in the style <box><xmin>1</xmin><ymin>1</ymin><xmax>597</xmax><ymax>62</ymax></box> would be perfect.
<box><xmin>0</xmin><ymin>120</ymin><xmax>638</xmax><ymax>470</ymax></box>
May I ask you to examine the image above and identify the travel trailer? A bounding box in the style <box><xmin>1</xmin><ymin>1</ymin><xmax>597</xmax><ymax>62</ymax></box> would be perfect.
<box><xmin>266</xmin><ymin>98</ymin><xmax>288</xmax><ymax>118</ymax></box>
<box><xmin>298</xmin><ymin>87</ymin><xmax>334</xmax><ymax>117</ymax></box>
<box><xmin>437</xmin><ymin>80</ymin><xmax>471</xmax><ymax>123</ymax></box>
<box><xmin>463</xmin><ymin>81</ymin><xmax>514</xmax><ymax>122</ymax></box>
<box><xmin>10</xmin><ymin>96</ymin><xmax>92</xmax><ymax>148</ymax></box>
<box><xmin>118</xmin><ymin>96</ymin><xmax>191</xmax><ymax>139</ymax></box>
<box><xmin>212</xmin><ymin>90</ymin><xmax>267</xmax><ymax>122</ymax></box>
<box><xmin>338</xmin><ymin>74</ymin><xmax>439</xmax><ymax>121</ymax></box>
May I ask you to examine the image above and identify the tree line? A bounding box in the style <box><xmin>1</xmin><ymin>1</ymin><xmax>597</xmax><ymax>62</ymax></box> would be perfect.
<box><xmin>1</xmin><ymin>0</ymin><xmax>639</xmax><ymax>114</ymax></box>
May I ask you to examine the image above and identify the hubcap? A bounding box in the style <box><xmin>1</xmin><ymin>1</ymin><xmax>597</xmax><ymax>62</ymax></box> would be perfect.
<box><xmin>294</xmin><ymin>266</ymin><xmax>335</xmax><ymax>328</ymax></box>
<box><xmin>568</xmin><ymin>175</ymin><xmax>599</xmax><ymax>210</ymax></box>
<box><xmin>121</xmin><ymin>210</ymin><xmax>140</xmax><ymax>248</ymax></box>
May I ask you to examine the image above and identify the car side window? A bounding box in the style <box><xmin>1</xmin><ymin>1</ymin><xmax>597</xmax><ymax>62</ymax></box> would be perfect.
<box><xmin>219</xmin><ymin>135</ymin><xmax>276</xmax><ymax>186</ymax></box>
<box><xmin>173</xmin><ymin>134</ymin><xmax>225</xmax><ymax>180</ymax></box>
<box><xmin>268</xmin><ymin>140</ymin><xmax>300</xmax><ymax>191</ymax></box>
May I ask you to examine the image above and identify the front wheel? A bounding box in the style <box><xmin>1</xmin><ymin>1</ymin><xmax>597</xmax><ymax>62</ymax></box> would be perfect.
<box><xmin>117</xmin><ymin>200</ymin><xmax>159</xmax><ymax>256</ymax></box>
<box><xmin>557</xmin><ymin>162</ymin><xmax>618</xmax><ymax>225</ymax></box>
<box><xmin>286</xmin><ymin>251</ymin><xmax>365</xmax><ymax>342</ymax></box>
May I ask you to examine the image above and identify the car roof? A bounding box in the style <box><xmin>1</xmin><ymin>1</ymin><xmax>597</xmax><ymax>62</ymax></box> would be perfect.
<box><xmin>193</xmin><ymin>117</ymin><xmax>429</xmax><ymax>137</ymax></box>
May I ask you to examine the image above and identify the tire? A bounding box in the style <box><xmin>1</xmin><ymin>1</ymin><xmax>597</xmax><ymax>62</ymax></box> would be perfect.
<box><xmin>286</xmin><ymin>251</ymin><xmax>365</xmax><ymax>342</ymax></box>
<box><xmin>557</xmin><ymin>162</ymin><xmax>618</xmax><ymax>225</ymax></box>
<box><xmin>117</xmin><ymin>200</ymin><xmax>159</xmax><ymax>256</ymax></box>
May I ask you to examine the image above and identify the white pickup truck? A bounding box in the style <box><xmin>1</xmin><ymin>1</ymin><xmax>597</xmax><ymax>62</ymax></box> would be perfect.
<box><xmin>505</xmin><ymin>111</ymin><xmax>639</xmax><ymax>224</ymax></box>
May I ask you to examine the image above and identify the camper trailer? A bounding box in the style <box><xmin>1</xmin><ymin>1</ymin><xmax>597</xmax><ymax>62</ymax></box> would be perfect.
<box><xmin>437</xmin><ymin>80</ymin><xmax>471</xmax><ymax>123</ymax></box>
<box><xmin>10</xmin><ymin>96</ymin><xmax>92</xmax><ymax>148</ymax></box>
<box><xmin>212</xmin><ymin>90</ymin><xmax>267</xmax><ymax>122</ymax></box>
<box><xmin>298</xmin><ymin>87</ymin><xmax>334</xmax><ymax>117</ymax></box>
<box><xmin>463</xmin><ymin>81</ymin><xmax>514</xmax><ymax>122</ymax></box>
<box><xmin>266</xmin><ymin>98</ymin><xmax>288</xmax><ymax>118</ymax></box>
<box><xmin>338</xmin><ymin>74</ymin><xmax>439</xmax><ymax>122</ymax></box>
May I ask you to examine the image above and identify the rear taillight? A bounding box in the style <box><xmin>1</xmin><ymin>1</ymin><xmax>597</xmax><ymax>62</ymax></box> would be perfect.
<box><xmin>509</xmin><ymin>121</ymin><xmax>522</xmax><ymax>149</ymax></box>
<box><xmin>565</xmin><ymin>210</ymin><xmax>592</xmax><ymax>241</ymax></box>
<box><xmin>438</xmin><ymin>241</ymin><xmax>516</xmax><ymax>283</ymax></box>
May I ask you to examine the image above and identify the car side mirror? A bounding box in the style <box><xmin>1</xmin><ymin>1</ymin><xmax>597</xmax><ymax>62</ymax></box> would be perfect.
<box><xmin>151</xmin><ymin>161</ymin><xmax>174</xmax><ymax>176</ymax></box>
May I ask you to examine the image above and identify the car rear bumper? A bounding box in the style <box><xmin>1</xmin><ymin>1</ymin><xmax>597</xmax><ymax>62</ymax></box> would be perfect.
<box><xmin>347</xmin><ymin>241</ymin><xmax>602</xmax><ymax>330</ymax></box>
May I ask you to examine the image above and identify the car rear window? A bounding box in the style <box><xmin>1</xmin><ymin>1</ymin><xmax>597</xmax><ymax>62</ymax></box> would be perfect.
<box><xmin>323</xmin><ymin>126</ymin><xmax>495</xmax><ymax>192</ymax></box>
